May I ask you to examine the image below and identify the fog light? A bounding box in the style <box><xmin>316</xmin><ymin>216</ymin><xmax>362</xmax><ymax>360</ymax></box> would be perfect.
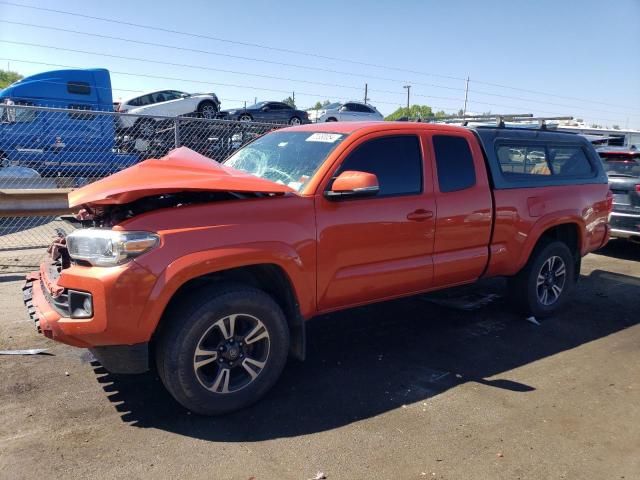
<box><xmin>68</xmin><ymin>290</ymin><xmax>93</xmax><ymax>318</ymax></box>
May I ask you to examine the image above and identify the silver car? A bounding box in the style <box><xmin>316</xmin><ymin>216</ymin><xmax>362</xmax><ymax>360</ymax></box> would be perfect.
<box><xmin>307</xmin><ymin>101</ymin><xmax>384</xmax><ymax>123</ymax></box>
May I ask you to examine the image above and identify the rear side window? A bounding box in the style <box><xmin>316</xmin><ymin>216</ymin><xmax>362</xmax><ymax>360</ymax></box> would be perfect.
<box><xmin>336</xmin><ymin>135</ymin><xmax>422</xmax><ymax>196</ymax></box>
<box><xmin>549</xmin><ymin>146</ymin><xmax>593</xmax><ymax>177</ymax></box>
<box><xmin>497</xmin><ymin>145</ymin><xmax>550</xmax><ymax>175</ymax></box>
<box><xmin>497</xmin><ymin>144</ymin><xmax>594</xmax><ymax>177</ymax></box>
<box><xmin>433</xmin><ymin>135</ymin><xmax>476</xmax><ymax>192</ymax></box>
<box><xmin>67</xmin><ymin>81</ymin><xmax>91</xmax><ymax>95</ymax></box>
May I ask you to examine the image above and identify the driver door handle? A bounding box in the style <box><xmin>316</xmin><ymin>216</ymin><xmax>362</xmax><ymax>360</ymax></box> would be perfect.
<box><xmin>406</xmin><ymin>209</ymin><xmax>434</xmax><ymax>221</ymax></box>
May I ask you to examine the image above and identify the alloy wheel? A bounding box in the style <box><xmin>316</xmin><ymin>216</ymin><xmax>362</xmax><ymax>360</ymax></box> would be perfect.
<box><xmin>536</xmin><ymin>255</ymin><xmax>566</xmax><ymax>306</ymax></box>
<box><xmin>193</xmin><ymin>313</ymin><xmax>270</xmax><ymax>394</ymax></box>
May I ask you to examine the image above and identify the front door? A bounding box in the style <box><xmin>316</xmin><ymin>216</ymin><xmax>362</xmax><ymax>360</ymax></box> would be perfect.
<box><xmin>315</xmin><ymin>132</ymin><xmax>436</xmax><ymax>311</ymax></box>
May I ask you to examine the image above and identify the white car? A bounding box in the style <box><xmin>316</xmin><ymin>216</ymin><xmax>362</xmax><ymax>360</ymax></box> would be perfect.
<box><xmin>117</xmin><ymin>90</ymin><xmax>221</xmax><ymax>132</ymax></box>
<box><xmin>307</xmin><ymin>101</ymin><xmax>384</xmax><ymax>123</ymax></box>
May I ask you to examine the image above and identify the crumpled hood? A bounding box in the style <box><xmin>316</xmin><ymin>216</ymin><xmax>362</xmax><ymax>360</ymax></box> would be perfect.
<box><xmin>68</xmin><ymin>147</ymin><xmax>294</xmax><ymax>208</ymax></box>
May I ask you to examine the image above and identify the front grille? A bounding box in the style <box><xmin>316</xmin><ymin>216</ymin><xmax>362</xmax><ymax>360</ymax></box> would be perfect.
<box><xmin>40</xmin><ymin>277</ymin><xmax>70</xmax><ymax>317</ymax></box>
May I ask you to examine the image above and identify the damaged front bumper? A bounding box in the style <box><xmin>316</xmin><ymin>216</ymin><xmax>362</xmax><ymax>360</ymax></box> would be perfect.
<box><xmin>22</xmin><ymin>257</ymin><xmax>158</xmax><ymax>373</ymax></box>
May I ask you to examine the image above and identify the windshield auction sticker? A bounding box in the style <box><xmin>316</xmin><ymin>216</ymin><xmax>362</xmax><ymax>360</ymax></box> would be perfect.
<box><xmin>305</xmin><ymin>133</ymin><xmax>343</xmax><ymax>143</ymax></box>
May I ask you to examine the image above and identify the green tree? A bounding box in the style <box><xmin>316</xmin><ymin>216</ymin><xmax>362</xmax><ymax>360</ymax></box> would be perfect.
<box><xmin>385</xmin><ymin>104</ymin><xmax>450</xmax><ymax>121</ymax></box>
<box><xmin>612</xmin><ymin>125</ymin><xmax>620</xmax><ymax>130</ymax></box>
<box><xmin>282</xmin><ymin>96</ymin><xmax>296</xmax><ymax>108</ymax></box>
<box><xmin>311</xmin><ymin>100</ymin><xmax>332</xmax><ymax>109</ymax></box>
<box><xmin>0</xmin><ymin>69</ymin><xmax>23</xmax><ymax>89</ymax></box>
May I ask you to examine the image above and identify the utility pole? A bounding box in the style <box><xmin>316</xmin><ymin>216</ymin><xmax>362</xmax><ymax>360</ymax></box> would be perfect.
<box><xmin>364</xmin><ymin>83</ymin><xmax>369</xmax><ymax>104</ymax></box>
<box><xmin>292</xmin><ymin>91</ymin><xmax>295</xmax><ymax>106</ymax></box>
<box><xmin>403</xmin><ymin>85</ymin><xmax>411</xmax><ymax>110</ymax></box>
<box><xmin>463</xmin><ymin>76</ymin><xmax>470</xmax><ymax>116</ymax></box>
<box><xmin>254</xmin><ymin>97</ymin><xmax>257</xmax><ymax>105</ymax></box>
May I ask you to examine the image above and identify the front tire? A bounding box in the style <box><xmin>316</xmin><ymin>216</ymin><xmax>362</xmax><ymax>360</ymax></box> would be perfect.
<box><xmin>289</xmin><ymin>116</ymin><xmax>302</xmax><ymax>126</ymax></box>
<box><xmin>156</xmin><ymin>285</ymin><xmax>290</xmax><ymax>415</ymax></box>
<box><xmin>239</xmin><ymin>114</ymin><xmax>253</xmax><ymax>122</ymax></box>
<box><xmin>509</xmin><ymin>240</ymin><xmax>575</xmax><ymax>318</ymax></box>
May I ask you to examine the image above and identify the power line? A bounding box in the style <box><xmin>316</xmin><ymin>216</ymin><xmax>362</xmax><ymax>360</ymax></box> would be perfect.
<box><xmin>0</xmin><ymin>0</ymin><xmax>634</xmax><ymax>111</ymax></box>
<box><xmin>0</xmin><ymin>21</ymin><xmax>466</xmax><ymax>94</ymax></box>
<box><xmin>0</xmin><ymin>42</ymin><xmax>466</xmax><ymax>104</ymax></box>
<box><xmin>1</xmin><ymin>58</ymin><xmax>463</xmax><ymax>111</ymax></box>
<box><xmin>3</xmin><ymin>19</ymin><xmax>635</xmax><ymax>120</ymax></box>
<box><xmin>2</xmin><ymin>56</ymin><xmax>628</xmax><ymax>125</ymax></box>
<box><xmin>0</xmin><ymin>1</ymin><xmax>465</xmax><ymax>82</ymax></box>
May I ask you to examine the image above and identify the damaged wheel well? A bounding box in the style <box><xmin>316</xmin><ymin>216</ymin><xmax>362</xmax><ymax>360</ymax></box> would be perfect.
<box><xmin>158</xmin><ymin>263</ymin><xmax>306</xmax><ymax>360</ymax></box>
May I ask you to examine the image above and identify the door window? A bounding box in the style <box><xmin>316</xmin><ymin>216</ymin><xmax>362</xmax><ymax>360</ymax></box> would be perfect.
<box><xmin>433</xmin><ymin>135</ymin><xmax>477</xmax><ymax>192</ymax></box>
<box><xmin>333</xmin><ymin>135</ymin><xmax>423</xmax><ymax>196</ymax></box>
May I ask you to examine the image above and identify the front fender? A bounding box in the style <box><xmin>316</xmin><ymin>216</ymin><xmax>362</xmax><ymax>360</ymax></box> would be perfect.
<box><xmin>135</xmin><ymin>242</ymin><xmax>316</xmax><ymax>339</ymax></box>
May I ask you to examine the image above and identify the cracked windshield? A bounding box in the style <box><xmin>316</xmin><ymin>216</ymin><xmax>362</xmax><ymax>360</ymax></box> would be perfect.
<box><xmin>224</xmin><ymin>131</ymin><xmax>347</xmax><ymax>191</ymax></box>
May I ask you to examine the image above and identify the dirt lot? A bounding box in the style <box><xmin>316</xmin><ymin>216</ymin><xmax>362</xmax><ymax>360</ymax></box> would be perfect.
<box><xmin>0</xmin><ymin>241</ymin><xmax>639</xmax><ymax>480</ymax></box>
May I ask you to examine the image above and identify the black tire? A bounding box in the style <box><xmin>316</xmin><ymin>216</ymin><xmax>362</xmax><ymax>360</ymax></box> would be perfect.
<box><xmin>289</xmin><ymin>116</ymin><xmax>302</xmax><ymax>126</ymax></box>
<box><xmin>326</xmin><ymin>117</ymin><xmax>337</xmax><ymax>122</ymax></box>
<box><xmin>509</xmin><ymin>240</ymin><xmax>575</xmax><ymax>318</ymax></box>
<box><xmin>198</xmin><ymin>101</ymin><xmax>218</xmax><ymax>119</ymax></box>
<box><xmin>155</xmin><ymin>284</ymin><xmax>290</xmax><ymax>415</ymax></box>
<box><xmin>239</xmin><ymin>114</ymin><xmax>253</xmax><ymax>122</ymax></box>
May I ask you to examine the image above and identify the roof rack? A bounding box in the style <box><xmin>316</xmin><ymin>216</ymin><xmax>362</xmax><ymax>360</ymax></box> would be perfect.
<box><xmin>427</xmin><ymin>114</ymin><xmax>573</xmax><ymax>129</ymax></box>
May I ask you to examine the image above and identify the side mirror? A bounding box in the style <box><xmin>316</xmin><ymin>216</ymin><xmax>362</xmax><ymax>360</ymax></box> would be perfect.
<box><xmin>180</xmin><ymin>93</ymin><xmax>189</xmax><ymax>98</ymax></box>
<box><xmin>324</xmin><ymin>171</ymin><xmax>379</xmax><ymax>199</ymax></box>
<box><xmin>261</xmin><ymin>106</ymin><xmax>270</xmax><ymax>111</ymax></box>
<box><xmin>339</xmin><ymin>106</ymin><xmax>347</xmax><ymax>112</ymax></box>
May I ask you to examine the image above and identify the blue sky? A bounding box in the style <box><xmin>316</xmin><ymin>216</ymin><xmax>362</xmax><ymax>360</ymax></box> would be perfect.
<box><xmin>1</xmin><ymin>0</ymin><xmax>639</xmax><ymax>127</ymax></box>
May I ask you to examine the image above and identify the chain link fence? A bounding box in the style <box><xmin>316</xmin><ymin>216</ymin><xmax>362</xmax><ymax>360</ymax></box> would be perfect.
<box><xmin>0</xmin><ymin>104</ymin><xmax>287</xmax><ymax>253</ymax></box>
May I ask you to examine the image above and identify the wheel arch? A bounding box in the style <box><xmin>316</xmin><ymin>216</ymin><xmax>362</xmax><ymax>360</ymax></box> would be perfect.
<box><xmin>152</xmin><ymin>262</ymin><xmax>307</xmax><ymax>361</ymax></box>
<box><xmin>519</xmin><ymin>221</ymin><xmax>583</xmax><ymax>277</ymax></box>
<box><xmin>197</xmin><ymin>99</ymin><xmax>218</xmax><ymax>112</ymax></box>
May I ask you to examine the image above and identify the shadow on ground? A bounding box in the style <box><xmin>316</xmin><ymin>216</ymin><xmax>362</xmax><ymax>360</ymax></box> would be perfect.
<box><xmin>92</xmin><ymin>269</ymin><xmax>639</xmax><ymax>442</ymax></box>
<box><xmin>594</xmin><ymin>238</ymin><xmax>640</xmax><ymax>262</ymax></box>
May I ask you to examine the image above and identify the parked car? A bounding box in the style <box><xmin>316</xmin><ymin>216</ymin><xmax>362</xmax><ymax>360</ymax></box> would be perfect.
<box><xmin>598</xmin><ymin>147</ymin><xmax>640</xmax><ymax>242</ymax></box>
<box><xmin>221</xmin><ymin>101</ymin><xmax>309</xmax><ymax>125</ymax></box>
<box><xmin>23</xmin><ymin>122</ymin><xmax>610</xmax><ymax>415</ymax></box>
<box><xmin>307</xmin><ymin>101</ymin><xmax>384</xmax><ymax>122</ymax></box>
<box><xmin>117</xmin><ymin>90</ymin><xmax>221</xmax><ymax>133</ymax></box>
<box><xmin>0</xmin><ymin>68</ymin><xmax>139</xmax><ymax>176</ymax></box>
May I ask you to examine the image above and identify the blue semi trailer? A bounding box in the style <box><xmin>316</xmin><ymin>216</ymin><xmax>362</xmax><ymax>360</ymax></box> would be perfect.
<box><xmin>0</xmin><ymin>68</ymin><xmax>139</xmax><ymax>177</ymax></box>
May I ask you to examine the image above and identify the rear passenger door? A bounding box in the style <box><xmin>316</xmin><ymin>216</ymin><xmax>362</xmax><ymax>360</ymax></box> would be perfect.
<box><xmin>315</xmin><ymin>133</ymin><xmax>437</xmax><ymax>311</ymax></box>
<box><xmin>428</xmin><ymin>132</ymin><xmax>493</xmax><ymax>287</ymax></box>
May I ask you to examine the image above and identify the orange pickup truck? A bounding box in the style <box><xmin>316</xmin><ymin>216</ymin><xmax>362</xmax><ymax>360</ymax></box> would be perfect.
<box><xmin>23</xmin><ymin>122</ymin><xmax>611</xmax><ymax>415</ymax></box>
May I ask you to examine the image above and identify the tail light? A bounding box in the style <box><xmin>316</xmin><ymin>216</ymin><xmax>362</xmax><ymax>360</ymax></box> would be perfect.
<box><xmin>635</xmin><ymin>185</ymin><xmax>640</xmax><ymax>193</ymax></box>
<box><xmin>606</xmin><ymin>190</ymin><xmax>614</xmax><ymax>213</ymax></box>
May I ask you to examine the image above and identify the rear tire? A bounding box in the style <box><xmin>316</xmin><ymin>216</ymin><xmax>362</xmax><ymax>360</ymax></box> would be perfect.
<box><xmin>326</xmin><ymin>117</ymin><xmax>337</xmax><ymax>122</ymax></box>
<box><xmin>239</xmin><ymin>114</ymin><xmax>253</xmax><ymax>122</ymax></box>
<box><xmin>289</xmin><ymin>116</ymin><xmax>302</xmax><ymax>126</ymax></box>
<box><xmin>156</xmin><ymin>285</ymin><xmax>290</xmax><ymax>415</ymax></box>
<box><xmin>509</xmin><ymin>240</ymin><xmax>575</xmax><ymax>318</ymax></box>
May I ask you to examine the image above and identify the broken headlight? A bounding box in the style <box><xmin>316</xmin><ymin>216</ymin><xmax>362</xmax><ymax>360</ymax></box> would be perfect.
<box><xmin>66</xmin><ymin>229</ymin><xmax>159</xmax><ymax>267</ymax></box>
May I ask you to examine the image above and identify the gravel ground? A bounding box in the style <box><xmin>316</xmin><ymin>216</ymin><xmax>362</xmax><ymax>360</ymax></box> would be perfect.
<box><xmin>0</xmin><ymin>240</ymin><xmax>639</xmax><ymax>480</ymax></box>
